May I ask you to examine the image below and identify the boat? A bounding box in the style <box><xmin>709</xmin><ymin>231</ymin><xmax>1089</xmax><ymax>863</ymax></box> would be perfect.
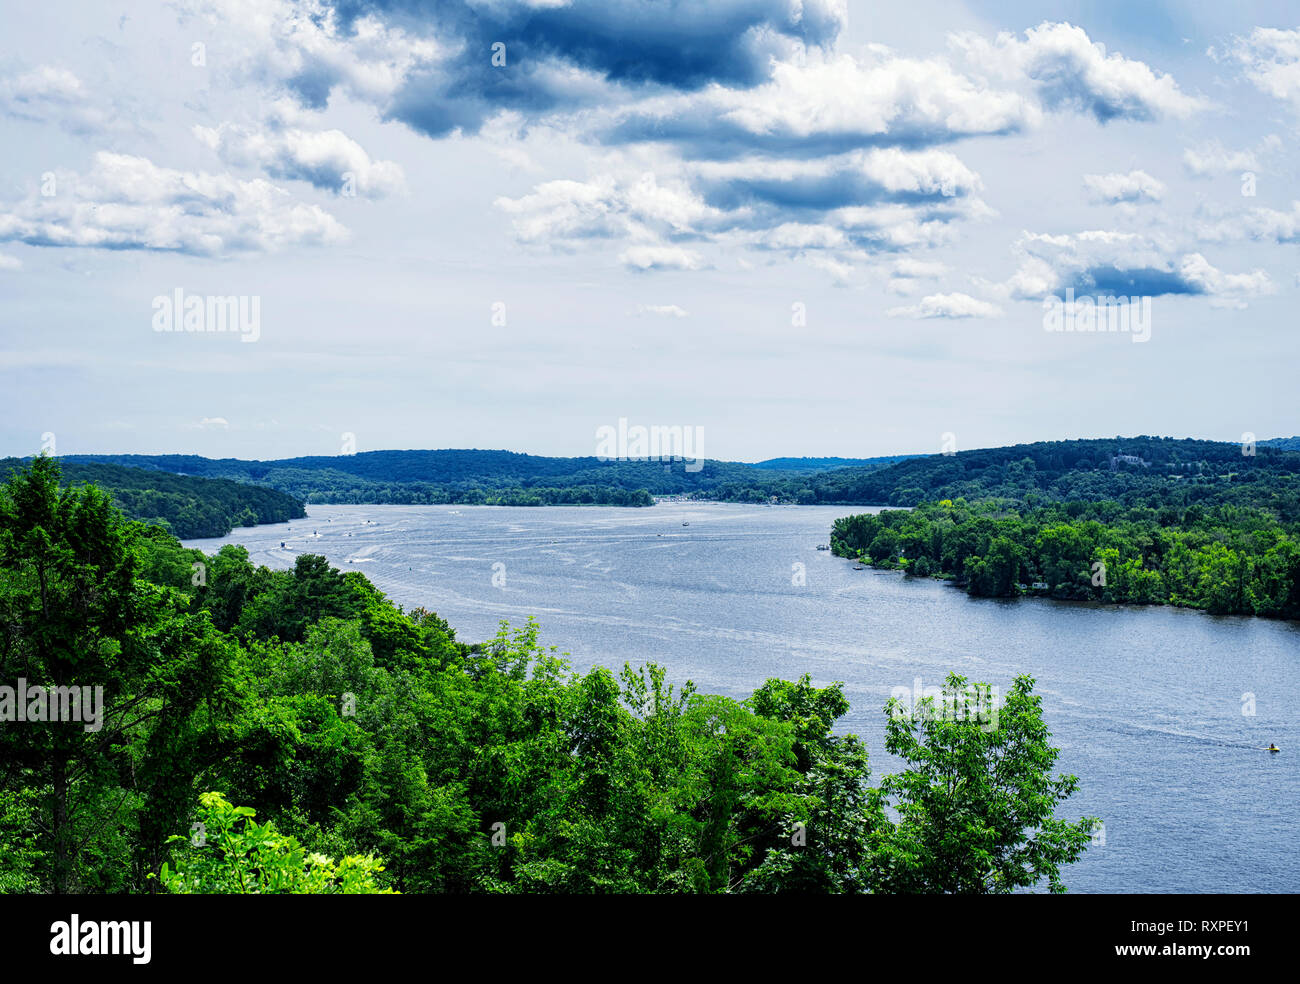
<box><xmin>1269</xmin><ymin>745</ymin><xmax>1281</xmax><ymax>753</ymax></box>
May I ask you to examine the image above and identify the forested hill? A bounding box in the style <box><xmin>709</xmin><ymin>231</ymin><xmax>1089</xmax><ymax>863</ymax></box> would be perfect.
<box><xmin>804</xmin><ymin>437</ymin><xmax>1300</xmax><ymax>521</ymax></box>
<box><xmin>57</xmin><ymin>449</ymin><xmax>890</xmax><ymax>505</ymax></box>
<box><xmin>750</xmin><ymin>455</ymin><xmax>914</xmax><ymax>472</ymax></box>
<box><xmin>51</xmin><ymin>438</ymin><xmax>1300</xmax><ymax>515</ymax></box>
<box><xmin>0</xmin><ymin>458</ymin><xmax>306</xmax><ymax>538</ymax></box>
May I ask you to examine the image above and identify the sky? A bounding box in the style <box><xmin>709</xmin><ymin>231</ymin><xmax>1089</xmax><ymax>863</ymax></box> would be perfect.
<box><xmin>1</xmin><ymin>0</ymin><xmax>1297</xmax><ymax>463</ymax></box>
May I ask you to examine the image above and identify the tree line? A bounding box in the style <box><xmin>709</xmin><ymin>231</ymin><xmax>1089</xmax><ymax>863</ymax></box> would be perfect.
<box><xmin>832</xmin><ymin>498</ymin><xmax>1300</xmax><ymax>618</ymax></box>
<box><xmin>1</xmin><ymin>458</ymin><xmax>306</xmax><ymax>538</ymax></box>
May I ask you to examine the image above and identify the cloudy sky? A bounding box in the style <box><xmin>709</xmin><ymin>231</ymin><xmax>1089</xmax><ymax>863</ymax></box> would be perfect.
<box><xmin>1</xmin><ymin>0</ymin><xmax>1297</xmax><ymax>462</ymax></box>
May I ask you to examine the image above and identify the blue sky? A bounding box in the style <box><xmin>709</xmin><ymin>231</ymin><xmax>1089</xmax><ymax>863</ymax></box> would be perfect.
<box><xmin>1</xmin><ymin>1</ymin><xmax>1297</xmax><ymax>462</ymax></box>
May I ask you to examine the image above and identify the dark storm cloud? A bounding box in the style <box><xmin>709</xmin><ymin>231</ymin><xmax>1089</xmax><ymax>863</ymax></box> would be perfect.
<box><xmin>697</xmin><ymin>167</ymin><xmax>972</xmax><ymax>212</ymax></box>
<box><xmin>1077</xmin><ymin>265</ymin><xmax>1203</xmax><ymax>296</ymax></box>
<box><xmin>601</xmin><ymin>113</ymin><xmax>1010</xmax><ymax>161</ymax></box>
<box><xmin>305</xmin><ymin>0</ymin><xmax>846</xmax><ymax>137</ymax></box>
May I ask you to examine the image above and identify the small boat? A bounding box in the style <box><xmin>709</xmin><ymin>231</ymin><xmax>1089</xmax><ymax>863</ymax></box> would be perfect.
<box><xmin>853</xmin><ymin>565</ymin><xmax>865</xmax><ymax>570</ymax></box>
<box><xmin>1269</xmin><ymin>745</ymin><xmax>1281</xmax><ymax>753</ymax></box>
<box><xmin>682</xmin><ymin>522</ymin><xmax>690</xmax><ymax>526</ymax></box>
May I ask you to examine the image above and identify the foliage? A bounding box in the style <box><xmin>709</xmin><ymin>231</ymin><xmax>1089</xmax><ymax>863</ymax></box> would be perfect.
<box><xmin>832</xmin><ymin>497</ymin><xmax>1300</xmax><ymax>618</ymax></box>
<box><xmin>867</xmin><ymin>674</ymin><xmax>1094</xmax><ymax>894</ymax></box>
<box><xmin>1</xmin><ymin>459</ymin><xmax>1093</xmax><ymax>894</ymax></box>
<box><xmin>1</xmin><ymin>457</ymin><xmax>306</xmax><ymax>538</ymax></box>
<box><xmin>156</xmin><ymin>792</ymin><xmax>394</xmax><ymax>894</ymax></box>
<box><xmin>0</xmin><ymin>786</ymin><xmax>44</xmax><ymax>893</ymax></box>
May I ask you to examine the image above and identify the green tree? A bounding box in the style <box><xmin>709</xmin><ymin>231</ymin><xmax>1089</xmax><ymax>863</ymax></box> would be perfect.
<box><xmin>0</xmin><ymin>459</ymin><xmax>187</xmax><ymax>890</ymax></box>
<box><xmin>867</xmin><ymin>673</ymin><xmax>1093</xmax><ymax>893</ymax></box>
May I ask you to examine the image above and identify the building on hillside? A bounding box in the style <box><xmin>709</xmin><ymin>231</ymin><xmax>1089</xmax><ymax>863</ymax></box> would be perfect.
<box><xmin>1109</xmin><ymin>453</ymin><xmax>1149</xmax><ymax>470</ymax></box>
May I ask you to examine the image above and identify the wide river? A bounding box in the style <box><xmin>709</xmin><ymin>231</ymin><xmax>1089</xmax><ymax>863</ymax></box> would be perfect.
<box><xmin>186</xmin><ymin>502</ymin><xmax>1300</xmax><ymax>893</ymax></box>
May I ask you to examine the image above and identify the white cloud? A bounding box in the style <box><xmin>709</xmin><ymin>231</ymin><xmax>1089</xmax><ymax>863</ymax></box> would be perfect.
<box><xmin>755</xmin><ymin>223</ymin><xmax>850</xmax><ymax>250</ymax></box>
<box><xmin>1196</xmin><ymin>201</ymin><xmax>1300</xmax><ymax>244</ymax></box>
<box><xmin>1178</xmin><ymin>253</ymin><xmax>1274</xmax><ymax>307</ymax></box>
<box><xmin>887</xmin><ymin>292</ymin><xmax>1002</xmax><ymax>319</ymax></box>
<box><xmin>179</xmin><ymin>0</ymin><xmax>443</xmax><ymax>107</ymax></box>
<box><xmin>636</xmin><ymin>303</ymin><xmax>688</xmax><ymax>317</ymax></box>
<box><xmin>620</xmin><ymin>245</ymin><xmax>705</xmax><ymax>272</ymax></box>
<box><xmin>0</xmin><ymin>152</ymin><xmax>348</xmax><ymax>256</ymax></box>
<box><xmin>891</xmin><ymin>258</ymin><xmax>948</xmax><ymax>278</ymax></box>
<box><xmin>194</xmin><ymin>114</ymin><xmax>406</xmax><ymax>198</ymax></box>
<box><xmin>954</xmin><ymin>21</ymin><xmax>1206</xmax><ymax>121</ymax></box>
<box><xmin>1182</xmin><ymin>141</ymin><xmax>1257</xmax><ymax>177</ymax></box>
<box><xmin>859</xmin><ymin>147</ymin><xmax>982</xmax><ymax>198</ymax></box>
<box><xmin>829</xmin><ymin>201</ymin><xmax>982</xmax><ymax>250</ymax></box>
<box><xmin>496</xmin><ymin>178</ymin><xmax>628</xmax><ymax>244</ymax></box>
<box><xmin>606</xmin><ymin>50</ymin><xmax>1038</xmax><ymax>154</ymax></box>
<box><xmin>1083</xmin><ymin>170</ymin><xmax>1165</xmax><ymax>204</ymax></box>
<box><xmin>495</xmin><ymin>172</ymin><xmax>722</xmax><ymax>249</ymax></box>
<box><xmin>0</xmin><ymin>65</ymin><xmax>124</xmax><ymax>135</ymax></box>
<box><xmin>804</xmin><ymin>253</ymin><xmax>858</xmax><ymax>285</ymax></box>
<box><xmin>0</xmin><ymin>254</ymin><xmax>21</xmax><ymax>271</ymax></box>
<box><xmin>995</xmin><ymin>229</ymin><xmax>1171</xmax><ymax>299</ymax></box>
<box><xmin>989</xmin><ymin>229</ymin><xmax>1274</xmax><ymax>306</ymax></box>
<box><xmin>493</xmin><ymin>147</ymin><xmax>991</xmax><ymax>275</ymax></box>
<box><xmin>694</xmin><ymin>148</ymin><xmax>983</xmax><ymax>203</ymax></box>
<box><xmin>886</xmin><ymin>257</ymin><xmax>948</xmax><ymax>294</ymax></box>
<box><xmin>1213</xmin><ymin>28</ymin><xmax>1300</xmax><ymax>110</ymax></box>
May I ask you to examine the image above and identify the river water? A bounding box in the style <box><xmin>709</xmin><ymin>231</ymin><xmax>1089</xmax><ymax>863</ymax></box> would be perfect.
<box><xmin>186</xmin><ymin>502</ymin><xmax>1300</xmax><ymax>893</ymax></box>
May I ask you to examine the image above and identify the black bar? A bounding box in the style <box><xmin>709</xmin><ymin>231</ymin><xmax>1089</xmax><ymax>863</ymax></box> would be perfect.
<box><xmin>0</xmin><ymin>893</ymin><xmax>1279</xmax><ymax>972</ymax></box>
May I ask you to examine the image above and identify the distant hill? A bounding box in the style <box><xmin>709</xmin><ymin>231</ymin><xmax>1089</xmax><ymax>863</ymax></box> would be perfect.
<box><xmin>802</xmin><ymin>436</ymin><xmax>1300</xmax><ymax>521</ymax></box>
<box><xmin>1261</xmin><ymin>436</ymin><xmax>1300</xmax><ymax>452</ymax></box>
<box><xmin>1</xmin><ymin>458</ymin><xmax>306</xmax><ymax>538</ymax></box>
<box><xmin>751</xmin><ymin>455</ymin><xmax>913</xmax><ymax>472</ymax></box>
<box><xmin>57</xmin><ymin>449</ymin><xmax>788</xmax><ymax>506</ymax></box>
<box><xmin>53</xmin><ymin>438</ymin><xmax>1300</xmax><ymax>519</ymax></box>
